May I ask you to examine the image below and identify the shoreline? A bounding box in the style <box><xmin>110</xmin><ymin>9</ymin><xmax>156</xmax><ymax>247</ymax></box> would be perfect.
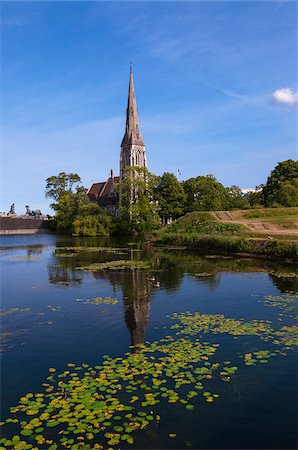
<box><xmin>151</xmin><ymin>235</ymin><xmax>298</xmax><ymax>261</ymax></box>
<box><xmin>0</xmin><ymin>230</ymin><xmax>52</xmax><ymax>235</ymax></box>
<box><xmin>152</xmin><ymin>243</ymin><xmax>297</xmax><ymax>262</ymax></box>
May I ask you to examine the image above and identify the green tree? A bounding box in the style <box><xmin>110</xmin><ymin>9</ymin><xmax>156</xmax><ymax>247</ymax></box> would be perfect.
<box><xmin>274</xmin><ymin>178</ymin><xmax>298</xmax><ymax>207</ymax></box>
<box><xmin>45</xmin><ymin>172</ymin><xmax>112</xmax><ymax>235</ymax></box>
<box><xmin>53</xmin><ymin>188</ymin><xmax>90</xmax><ymax>233</ymax></box>
<box><xmin>226</xmin><ymin>185</ymin><xmax>248</xmax><ymax>209</ymax></box>
<box><xmin>246</xmin><ymin>185</ymin><xmax>265</xmax><ymax>208</ymax></box>
<box><xmin>118</xmin><ymin>167</ymin><xmax>160</xmax><ymax>233</ymax></box>
<box><xmin>45</xmin><ymin>172</ymin><xmax>82</xmax><ymax>208</ymax></box>
<box><xmin>263</xmin><ymin>160</ymin><xmax>298</xmax><ymax>206</ymax></box>
<box><xmin>183</xmin><ymin>175</ymin><xmax>230</xmax><ymax>212</ymax></box>
<box><xmin>154</xmin><ymin>172</ymin><xmax>186</xmax><ymax>219</ymax></box>
<box><xmin>72</xmin><ymin>203</ymin><xmax>112</xmax><ymax>236</ymax></box>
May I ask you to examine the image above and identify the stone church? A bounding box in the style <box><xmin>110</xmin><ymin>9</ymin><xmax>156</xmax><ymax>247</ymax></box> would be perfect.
<box><xmin>87</xmin><ymin>67</ymin><xmax>147</xmax><ymax>211</ymax></box>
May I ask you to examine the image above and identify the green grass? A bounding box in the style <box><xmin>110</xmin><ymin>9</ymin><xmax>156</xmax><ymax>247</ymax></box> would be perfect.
<box><xmin>162</xmin><ymin>215</ymin><xmax>246</xmax><ymax>236</ymax></box>
<box><xmin>241</xmin><ymin>207</ymin><xmax>298</xmax><ymax>219</ymax></box>
<box><xmin>153</xmin><ymin>208</ymin><xmax>298</xmax><ymax>258</ymax></box>
<box><xmin>168</xmin><ymin>221</ymin><xmax>245</xmax><ymax>235</ymax></box>
<box><xmin>254</xmin><ymin>217</ymin><xmax>297</xmax><ymax>229</ymax></box>
<box><xmin>165</xmin><ymin>212</ymin><xmax>214</xmax><ymax>231</ymax></box>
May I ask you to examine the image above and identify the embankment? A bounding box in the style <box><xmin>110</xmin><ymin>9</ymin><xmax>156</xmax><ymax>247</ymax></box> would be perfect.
<box><xmin>0</xmin><ymin>216</ymin><xmax>51</xmax><ymax>235</ymax></box>
<box><xmin>153</xmin><ymin>209</ymin><xmax>298</xmax><ymax>260</ymax></box>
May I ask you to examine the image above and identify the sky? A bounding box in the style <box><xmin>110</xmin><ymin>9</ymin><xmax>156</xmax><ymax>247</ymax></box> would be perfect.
<box><xmin>1</xmin><ymin>1</ymin><xmax>297</xmax><ymax>214</ymax></box>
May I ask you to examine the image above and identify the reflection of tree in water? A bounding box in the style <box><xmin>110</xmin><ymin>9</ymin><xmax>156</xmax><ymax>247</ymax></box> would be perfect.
<box><xmin>93</xmin><ymin>270</ymin><xmax>151</xmax><ymax>348</ymax></box>
<box><xmin>147</xmin><ymin>252</ymin><xmax>185</xmax><ymax>292</ymax></box>
<box><xmin>47</xmin><ymin>241</ymin><xmax>298</xmax><ymax>345</ymax></box>
<box><xmin>90</xmin><ymin>249</ymin><xmax>225</xmax><ymax>348</ymax></box>
<box><xmin>269</xmin><ymin>273</ymin><xmax>298</xmax><ymax>293</ymax></box>
<box><xmin>47</xmin><ymin>263</ymin><xmax>83</xmax><ymax>286</ymax></box>
<box><xmin>149</xmin><ymin>249</ymin><xmax>220</xmax><ymax>290</ymax></box>
<box><xmin>189</xmin><ymin>272</ymin><xmax>220</xmax><ymax>290</ymax></box>
<box><xmin>151</xmin><ymin>248</ymin><xmax>298</xmax><ymax>292</ymax></box>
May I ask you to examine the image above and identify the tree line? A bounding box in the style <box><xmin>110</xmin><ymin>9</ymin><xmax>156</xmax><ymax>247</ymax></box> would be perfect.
<box><xmin>45</xmin><ymin>159</ymin><xmax>298</xmax><ymax>236</ymax></box>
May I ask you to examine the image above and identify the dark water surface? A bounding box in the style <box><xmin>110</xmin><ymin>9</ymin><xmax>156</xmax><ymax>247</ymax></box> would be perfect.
<box><xmin>1</xmin><ymin>234</ymin><xmax>297</xmax><ymax>449</ymax></box>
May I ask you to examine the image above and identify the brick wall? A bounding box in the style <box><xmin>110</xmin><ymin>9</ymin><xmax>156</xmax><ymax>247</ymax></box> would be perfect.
<box><xmin>0</xmin><ymin>217</ymin><xmax>50</xmax><ymax>234</ymax></box>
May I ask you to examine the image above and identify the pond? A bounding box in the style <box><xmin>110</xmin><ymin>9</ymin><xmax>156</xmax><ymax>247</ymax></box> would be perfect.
<box><xmin>0</xmin><ymin>234</ymin><xmax>297</xmax><ymax>449</ymax></box>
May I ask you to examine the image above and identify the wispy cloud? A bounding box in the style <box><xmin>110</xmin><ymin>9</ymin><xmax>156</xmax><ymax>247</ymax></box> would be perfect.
<box><xmin>214</xmin><ymin>87</ymin><xmax>269</xmax><ymax>106</ymax></box>
<box><xmin>150</xmin><ymin>38</ymin><xmax>189</xmax><ymax>63</ymax></box>
<box><xmin>271</xmin><ymin>88</ymin><xmax>298</xmax><ymax>107</ymax></box>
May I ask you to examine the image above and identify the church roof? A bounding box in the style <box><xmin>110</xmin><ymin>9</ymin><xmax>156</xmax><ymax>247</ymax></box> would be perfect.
<box><xmin>121</xmin><ymin>67</ymin><xmax>145</xmax><ymax>147</ymax></box>
<box><xmin>87</xmin><ymin>176</ymin><xmax>120</xmax><ymax>206</ymax></box>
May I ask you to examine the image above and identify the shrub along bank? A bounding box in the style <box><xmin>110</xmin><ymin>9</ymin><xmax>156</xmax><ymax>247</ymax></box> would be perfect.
<box><xmin>155</xmin><ymin>232</ymin><xmax>297</xmax><ymax>259</ymax></box>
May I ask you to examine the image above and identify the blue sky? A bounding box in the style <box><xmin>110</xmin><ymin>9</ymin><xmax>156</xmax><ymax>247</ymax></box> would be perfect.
<box><xmin>1</xmin><ymin>1</ymin><xmax>297</xmax><ymax>214</ymax></box>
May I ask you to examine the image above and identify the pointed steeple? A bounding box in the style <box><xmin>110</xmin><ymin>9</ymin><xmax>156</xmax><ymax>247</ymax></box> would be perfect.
<box><xmin>121</xmin><ymin>66</ymin><xmax>144</xmax><ymax>146</ymax></box>
<box><xmin>120</xmin><ymin>66</ymin><xmax>147</xmax><ymax>184</ymax></box>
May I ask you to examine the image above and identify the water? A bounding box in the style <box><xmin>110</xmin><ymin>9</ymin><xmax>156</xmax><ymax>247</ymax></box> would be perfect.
<box><xmin>0</xmin><ymin>234</ymin><xmax>297</xmax><ymax>449</ymax></box>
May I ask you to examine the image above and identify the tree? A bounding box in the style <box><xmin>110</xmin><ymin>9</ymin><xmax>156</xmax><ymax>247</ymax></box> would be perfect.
<box><xmin>72</xmin><ymin>203</ymin><xmax>112</xmax><ymax>236</ymax></box>
<box><xmin>263</xmin><ymin>160</ymin><xmax>298</xmax><ymax>207</ymax></box>
<box><xmin>53</xmin><ymin>188</ymin><xmax>89</xmax><ymax>233</ymax></box>
<box><xmin>45</xmin><ymin>172</ymin><xmax>82</xmax><ymax>206</ymax></box>
<box><xmin>246</xmin><ymin>185</ymin><xmax>265</xmax><ymax>208</ymax></box>
<box><xmin>226</xmin><ymin>185</ymin><xmax>248</xmax><ymax>209</ymax></box>
<box><xmin>274</xmin><ymin>178</ymin><xmax>298</xmax><ymax>207</ymax></box>
<box><xmin>154</xmin><ymin>172</ymin><xmax>186</xmax><ymax>220</ymax></box>
<box><xmin>183</xmin><ymin>175</ymin><xmax>230</xmax><ymax>212</ymax></box>
<box><xmin>49</xmin><ymin>186</ymin><xmax>112</xmax><ymax>235</ymax></box>
<box><xmin>45</xmin><ymin>172</ymin><xmax>111</xmax><ymax>235</ymax></box>
<box><xmin>118</xmin><ymin>167</ymin><xmax>160</xmax><ymax>233</ymax></box>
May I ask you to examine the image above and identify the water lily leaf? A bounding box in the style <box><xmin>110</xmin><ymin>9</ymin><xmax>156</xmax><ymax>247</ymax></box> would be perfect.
<box><xmin>20</xmin><ymin>430</ymin><xmax>33</xmax><ymax>436</ymax></box>
<box><xmin>186</xmin><ymin>404</ymin><xmax>194</xmax><ymax>411</ymax></box>
<box><xmin>46</xmin><ymin>421</ymin><xmax>60</xmax><ymax>427</ymax></box>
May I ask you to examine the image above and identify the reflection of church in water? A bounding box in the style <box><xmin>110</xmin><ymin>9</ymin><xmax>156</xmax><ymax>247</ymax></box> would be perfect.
<box><xmin>92</xmin><ymin>269</ymin><xmax>151</xmax><ymax>348</ymax></box>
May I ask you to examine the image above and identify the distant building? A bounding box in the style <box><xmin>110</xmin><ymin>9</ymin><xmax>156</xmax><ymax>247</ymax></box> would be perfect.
<box><xmin>241</xmin><ymin>187</ymin><xmax>262</xmax><ymax>195</ymax></box>
<box><xmin>87</xmin><ymin>67</ymin><xmax>147</xmax><ymax>212</ymax></box>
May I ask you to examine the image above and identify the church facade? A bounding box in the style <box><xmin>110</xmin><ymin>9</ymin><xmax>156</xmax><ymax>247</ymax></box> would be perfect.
<box><xmin>87</xmin><ymin>68</ymin><xmax>147</xmax><ymax>211</ymax></box>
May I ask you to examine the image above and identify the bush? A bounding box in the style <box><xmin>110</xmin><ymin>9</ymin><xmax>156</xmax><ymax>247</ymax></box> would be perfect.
<box><xmin>72</xmin><ymin>216</ymin><xmax>110</xmax><ymax>236</ymax></box>
<box><xmin>156</xmin><ymin>232</ymin><xmax>297</xmax><ymax>259</ymax></box>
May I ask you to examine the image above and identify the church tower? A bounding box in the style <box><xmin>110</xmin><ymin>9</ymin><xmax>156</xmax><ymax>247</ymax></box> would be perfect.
<box><xmin>120</xmin><ymin>67</ymin><xmax>147</xmax><ymax>182</ymax></box>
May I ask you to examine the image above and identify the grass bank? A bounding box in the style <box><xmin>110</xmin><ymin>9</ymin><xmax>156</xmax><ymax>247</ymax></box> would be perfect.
<box><xmin>239</xmin><ymin>207</ymin><xmax>298</xmax><ymax>219</ymax></box>
<box><xmin>153</xmin><ymin>209</ymin><xmax>298</xmax><ymax>260</ymax></box>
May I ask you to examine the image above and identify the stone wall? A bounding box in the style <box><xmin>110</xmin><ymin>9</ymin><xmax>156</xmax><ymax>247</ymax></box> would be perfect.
<box><xmin>0</xmin><ymin>216</ymin><xmax>51</xmax><ymax>234</ymax></box>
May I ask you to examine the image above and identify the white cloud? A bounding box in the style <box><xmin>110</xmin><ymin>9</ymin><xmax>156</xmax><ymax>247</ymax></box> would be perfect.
<box><xmin>272</xmin><ymin>88</ymin><xmax>298</xmax><ymax>106</ymax></box>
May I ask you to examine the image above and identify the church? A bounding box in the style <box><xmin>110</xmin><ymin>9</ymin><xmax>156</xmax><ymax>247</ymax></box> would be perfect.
<box><xmin>87</xmin><ymin>67</ymin><xmax>147</xmax><ymax>212</ymax></box>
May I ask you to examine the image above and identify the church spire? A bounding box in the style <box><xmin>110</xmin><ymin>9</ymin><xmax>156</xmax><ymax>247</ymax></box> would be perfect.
<box><xmin>120</xmin><ymin>66</ymin><xmax>147</xmax><ymax>183</ymax></box>
<box><xmin>121</xmin><ymin>66</ymin><xmax>144</xmax><ymax>146</ymax></box>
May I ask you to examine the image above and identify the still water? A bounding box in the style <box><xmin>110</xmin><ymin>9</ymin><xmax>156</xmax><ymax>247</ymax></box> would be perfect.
<box><xmin>1</xmin><ymin>234</ymin><xmax>297</xmax><ymax>449</ymax></box>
